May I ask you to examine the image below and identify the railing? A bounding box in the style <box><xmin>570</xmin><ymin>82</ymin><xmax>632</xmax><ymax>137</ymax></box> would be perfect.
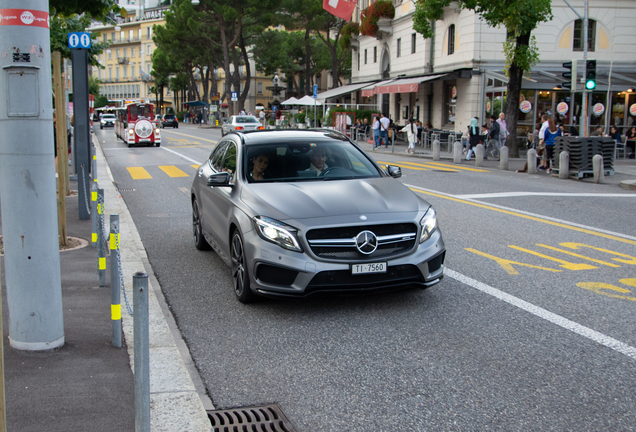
<box><xmin>117</xmin><ymin>57</ymin><xmax>129</xmax><ymax>64</ymax></box>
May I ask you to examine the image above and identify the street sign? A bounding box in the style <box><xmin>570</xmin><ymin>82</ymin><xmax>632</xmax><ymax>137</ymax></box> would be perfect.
<box><xmin>68</xmin><ymin>32</ymin><xmax>91</xmax><ymax>49</ymax></box>
<box><xmin>313</xmin><ymin>84</ymin><xmax>318</xmax><ymax>99</ymax></box>
<box><xmin>231</xmin><ymin>91</ymin><xmax>238</xmax><ymax>102</ymax></box>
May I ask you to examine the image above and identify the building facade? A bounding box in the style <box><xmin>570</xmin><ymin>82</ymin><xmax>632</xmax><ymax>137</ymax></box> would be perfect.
<box><xmin>348</xmin><ymin>0</ymin><xmax>636</xmax><ymax>140</ymax></box>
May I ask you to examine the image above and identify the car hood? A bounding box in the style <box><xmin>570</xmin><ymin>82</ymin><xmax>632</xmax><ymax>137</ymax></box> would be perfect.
<box><xmin>240</xmin><ymin>177</ymin><xmax>426</xmax><ymax>221</ymax></box>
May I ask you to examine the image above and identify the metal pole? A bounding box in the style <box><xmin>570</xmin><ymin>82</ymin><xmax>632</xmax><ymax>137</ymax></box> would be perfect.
<box><xmin>0</xmin><ymin>0</ymin><xmax>65</xmax><ymax>351</ymax></box>
<box><xmin>110</xmin><ymin>215</ymin><xmax>122</xmax><ymax>348</ymax></box>
<box><xmin>71</xmin><ymin>48</ymin><xmax>91</xmax><ymax>220</ymax></box>
<box><xmin>133</xmin><ymin>273</ymin><xmax>150</xmax><ymax>432</ymax></box>
<box><xmin>98</xmin><ymin>189</ymin><xmax>107</xmax><ymax>287</ymax></box>
<box><xmin>91</xmin><ymin>182</ymin><xmax>98</xmax><ymax>247</ymax></box>
<box><xmin>581</xmin><ymin>0</ymin><xmax>588</xmax><ymax>137</ymax></box>
<box><xmin>0</xmin><ymin>264</ymin><xmax>7</xmax><ymax>432</ymax></box>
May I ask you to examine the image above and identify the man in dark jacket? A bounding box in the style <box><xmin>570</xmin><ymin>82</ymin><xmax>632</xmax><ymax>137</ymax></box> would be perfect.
<box><xmin>488</xmin><ymin>114</ymin><xmax>500</xmax><ymax>160</ymax></box>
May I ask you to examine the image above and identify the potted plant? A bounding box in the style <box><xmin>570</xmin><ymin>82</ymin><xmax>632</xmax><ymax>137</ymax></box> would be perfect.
<box><xmin>360</xmin><ymin>0</ymin><xmax>395</xmax><ymax>37</ymax></box>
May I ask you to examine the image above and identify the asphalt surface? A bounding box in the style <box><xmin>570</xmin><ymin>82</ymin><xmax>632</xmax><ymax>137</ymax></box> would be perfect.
<box><xmin>97</xmin><ymin>124</ymin><xmax>636</xmax><ymax>431</ymax></box>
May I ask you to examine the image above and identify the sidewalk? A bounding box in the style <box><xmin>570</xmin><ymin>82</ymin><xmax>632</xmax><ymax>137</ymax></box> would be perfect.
<box><xmin>2</xmin><ymin>132</ymin><xmax>213</xmax><ymax>431</ymax></box>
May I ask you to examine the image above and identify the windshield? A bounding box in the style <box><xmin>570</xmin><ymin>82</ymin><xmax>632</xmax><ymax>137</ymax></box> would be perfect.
<box><xmin>236</xmin><ymin>116</ymin><xmax>259</xmax><ymax>124</ymax></box>
<box><xmin>129</xmin><ymin>104</ymin><xmax>153</xmax><ymax>121</ymax></box>
<box><xmin>164</xmin><ymin>115</ymin><xmax>176</xmax><ymax>119</ymax></box>
<box><xmin>102</xmin><ymin>115</ymin><xmax>115</xmax><ymax>120</ymax></box>
<box><xmin>244</xmin><ymin>140</ymin><xmax>382</xmax><ymax>183</ymax></box>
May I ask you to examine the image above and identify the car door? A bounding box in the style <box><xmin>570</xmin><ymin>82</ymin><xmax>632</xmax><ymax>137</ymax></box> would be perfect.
<box><xmin>209</xmin><ymin>142</ymin><xmax>239</xmax><ymax>256</ymax></box>
<box><xmin>198</xmin><ymin>141</ymin><xmax>228</xmax><ymax>248</ymax></box>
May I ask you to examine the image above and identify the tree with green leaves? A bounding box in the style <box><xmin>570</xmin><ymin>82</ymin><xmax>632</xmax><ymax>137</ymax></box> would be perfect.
<box><xmin>413</xmin><ymin>0</ymin><xmax>553</xmax><ymax>155</ymax></box>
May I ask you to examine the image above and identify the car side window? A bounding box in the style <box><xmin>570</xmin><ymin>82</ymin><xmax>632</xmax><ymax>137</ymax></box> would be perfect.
<box><xmin>221</xmin><ymin>143</ymin><xmax>237</xmax><ymax>183</ymax></box>
<box><xmin>209</xmin><ymin>142</ymin><xmax>229</xmax><ymax>172</ymax></box>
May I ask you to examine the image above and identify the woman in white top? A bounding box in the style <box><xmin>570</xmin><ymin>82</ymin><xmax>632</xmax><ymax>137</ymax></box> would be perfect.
<box><xmin>400</xmin><ymin>119</ymin><xmax>417</xmax><ymax>154</ymax></box>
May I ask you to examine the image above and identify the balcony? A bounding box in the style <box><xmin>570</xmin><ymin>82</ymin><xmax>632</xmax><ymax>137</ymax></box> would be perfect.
<box><xmin>117</xmin><ymin>57</ymin><xmax>129</xmax><ymax>64</ymax></box>
<box><xmin>376</xmin><ymin>17</ymin><xmax>393</xmax><ymax>40</ymax></box>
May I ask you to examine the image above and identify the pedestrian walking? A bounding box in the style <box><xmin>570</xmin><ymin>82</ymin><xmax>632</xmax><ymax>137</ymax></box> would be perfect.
<box><xmin>372</xmin><ymin>116</ymin><xmax>381</xmax><ymax>148</ymax></box>
<box><xmin>488</xmin><ymin>114</ymin><xmax>500</xmax><ymax>160</ymax></box>
<box><xmin>379</xmin><ymin>113</ymin><xmax>390</xmax><ymax>148</ymax></box>
<box><xmin>541</xmin><ymin>118</ymin><xmax>562</xmax><ymax>173</ymax></box>
<box><xmin>496</xmin><ymin>113</ymin><xmax>508</xmax><ymax>149</ymax></box>
<box><xmin>400</xmin><ymin>119</ymin><xmax>417</xmax><ymax>154</ymax></box>
<box><xmin>466</xmin><ymin>117</ymin><xmax>480</xmax><ymax>160</ymax></box>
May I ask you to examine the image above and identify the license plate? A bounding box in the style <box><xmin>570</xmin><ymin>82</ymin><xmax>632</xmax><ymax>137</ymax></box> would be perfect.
<box><xmin>351</xmin><ymin>262</ymin><xmax>387</xmax><ymax>275</ymax></box>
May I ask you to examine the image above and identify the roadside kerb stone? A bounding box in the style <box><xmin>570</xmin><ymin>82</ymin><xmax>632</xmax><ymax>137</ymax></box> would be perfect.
<box><xmin>93</xmin><ymin>133</ymin><xmax>212</xmax><ymax>432</ymax></box>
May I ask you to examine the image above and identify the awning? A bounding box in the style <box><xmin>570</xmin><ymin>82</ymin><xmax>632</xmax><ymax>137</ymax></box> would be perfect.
<box><xmin>360</xmin><ymin>79</ymin><xmax>398</xmax><ymax>97</ymax></box>
<box><xmin>184</xmin><ymin>100</ymin><xmax>210</xmax><ymax>108</ymax></box>
<box><xmin>373</xmin><ymin>74</ymin><xmax>448</xmax><ymax>94</ymax></box>
<box><xmin>295</xmin><ymin>95</ymin><xmax>323</xmax><ymax>106</ymax></box>
<box><xmin>281</xmin><ymin>97</ymin><xmax>299</xmax><ymax>105</ymax></box>
<box><xmin>317</xmin><ymin>82</ymin><xmax>376</xmax><ymax>101</ymax></box>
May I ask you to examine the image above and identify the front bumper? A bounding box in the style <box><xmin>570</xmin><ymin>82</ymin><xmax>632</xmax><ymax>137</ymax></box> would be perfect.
<box><xmin>243</xmin><ymin>228</ymin><xmax>445</xmax><ymax>299</ymax></box>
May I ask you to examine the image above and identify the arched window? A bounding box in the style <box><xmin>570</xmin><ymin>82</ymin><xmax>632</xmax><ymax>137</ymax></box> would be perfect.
<box><xmin>573</xmin><ymin>19</ymin><xmax>596</xmax><ymax>52</ymax></box>
<box><xmin>448</xmin><ymin>24</ymin><xmax>455</xmax><ymax>55</ymax></box>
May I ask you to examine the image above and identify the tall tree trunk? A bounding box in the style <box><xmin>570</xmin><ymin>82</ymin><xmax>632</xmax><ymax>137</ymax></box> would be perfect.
<box><xmin>504</xmin><ymin>31</ymin><xmax>531</xmax><ymax>157</ymax></box>
<box><xmin>239</xmin><ymin>32</ymin><xmax>251</xmax><ymax>111</ymax></box>
<box><xmin>304</xmin><ymin>28</ymin><xmax>312</xmax><ymax>95</ymax></box>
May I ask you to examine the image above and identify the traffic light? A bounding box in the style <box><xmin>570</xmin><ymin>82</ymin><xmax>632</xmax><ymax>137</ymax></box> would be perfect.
<box><xmin>562</xmin><ymin>60</ymin><xmax>577</xmax><ymax>90</ymax></box>
<box><xmin>585</xmin><ymin>60</ymin><xmax>596</xmax><ymax>90</ymax></box>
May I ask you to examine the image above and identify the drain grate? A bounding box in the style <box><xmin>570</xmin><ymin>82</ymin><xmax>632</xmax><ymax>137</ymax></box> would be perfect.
<box><xmin>207</xmin><ymin>403</ymin><xmax>298</xmax><ymax>432</ymax></box>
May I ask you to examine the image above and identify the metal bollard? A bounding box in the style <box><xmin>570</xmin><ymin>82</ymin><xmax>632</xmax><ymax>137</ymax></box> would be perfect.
<box><xmin>475</xmin><ymin>144</ymin><xmax>485</xmax><ymax>167</ymax></box>
<box><xmin>97</xmin><ymin>188</ymin><xmax>106</xmax><ymax>287</ymax></box>
<box><xmin>593</xmin><ymin>154</ymin><xmax>604</xmax><ymax>184</ymax></box>
<box><xmin>559</xmin><ymin>151</ymin><xmax>570</xmax><ymax>179</ymax></box>
<box><xmin>110</xmin><ymin>215</ymin><xmax>122</xmax><ymax>348</ymax></box>
<box><xmin>133</xmin><ymin>272</ymin><xmax>150</xmax><ymax>432</ymax></box>
<box><xmin>432</xmin><ymin>139</ymin><xmax>441</xmax><ymax>161</ymax></box>
<box><xmin>527</xmin><ymin>149</ymin><xmax>538</xmax><ymax>174</ymax></box>
<box><xmin>453</xmin><ymin>141</ymin><xmax>462</xmax><ymax>164</ymax></box>
<box><xmin>92</xmin><ymin>153</ymin><xmax>98</xmax><ymax>184</ymax></box>
<box><xmin>91</xmin><ymin>182</ymin><xmax>98</xmax><ymax>247</ymax></box>
<box><xmin>499</xmin><ymin>146</ymin><xmax>509</xmax><ymax>171</ymax></box>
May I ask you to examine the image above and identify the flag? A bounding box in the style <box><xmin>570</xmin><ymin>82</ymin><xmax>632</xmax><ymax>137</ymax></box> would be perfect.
<box><xmin>323</xmin><ymin>0</ymin><xmax>357</xmax><ymax>21</ymax></box>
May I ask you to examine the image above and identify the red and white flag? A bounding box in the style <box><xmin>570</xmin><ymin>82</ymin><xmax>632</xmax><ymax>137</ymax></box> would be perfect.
<box><xmin>323</xmin><ymin>0</ymin><xmax>357</xmax><ymax>21</ymax></box>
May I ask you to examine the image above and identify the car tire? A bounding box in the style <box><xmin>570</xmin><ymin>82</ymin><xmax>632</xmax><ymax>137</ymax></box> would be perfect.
<box><xmin>192</xmin><ymin>199</ymin><xmax>211</xmax><ymax>251</ymax></box>
<box><xmin>221</xmin><ymin>130</ymin><xmax>225</xmax><ymax>137</ymax></box>
<box><xmin>100</xmin><ymin>125</ymin><xmax>103</xmax><ymax>129</ymax></box>
<box><xmin>231</xmin><ymin>229</ymin><xmax>257</xmax><ymax>304</ymax></box>
<box><xmin>155</xmin><ymin>142</ymin><xmax>161</xmax><ymax>147</ymax></box>
<box><xmin>175</xmin><ymin>125</ymin><xmax>178</xmax><ymax>129</ymax></box>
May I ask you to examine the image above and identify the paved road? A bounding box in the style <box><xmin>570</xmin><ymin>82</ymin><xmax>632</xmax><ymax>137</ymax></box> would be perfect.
<box><xmin>97</xmin><ymin>124</ymin><xmax>636</xmax><ymax>431</ymax></box>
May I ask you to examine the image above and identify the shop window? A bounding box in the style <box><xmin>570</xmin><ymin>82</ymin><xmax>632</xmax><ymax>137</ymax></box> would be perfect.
<box><xmin>411</xmin><ymin>33</ymin><xmax>416</xmax><ymax>54</ymax></box>
<box><xmin>447</xmin><ymin>25</ymin><xmax>455</xmax><ymax>55</ymax></box>
<box><xmin>573</xmin><ymin>19</ymin><xmax>596</xmax><ymax>52</ymax></box>
<box><xmin>445</xmin><ymin>84</ymin><xmax>456</xmax><ymax>126</ymax></box>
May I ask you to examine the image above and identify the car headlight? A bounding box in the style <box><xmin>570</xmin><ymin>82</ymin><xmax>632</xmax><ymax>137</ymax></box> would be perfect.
<box><xmin>419</xmin><ymin>207</ymin><xmax>437</xmax><ymax>243</ymax></box>
<box><xmin>253</xmin><ymin>216</ymin><xmax>303</xmax><ymax>252</ymax></box>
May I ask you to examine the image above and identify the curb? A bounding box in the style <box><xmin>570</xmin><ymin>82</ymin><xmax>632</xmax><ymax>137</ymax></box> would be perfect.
<box><xmin>620</xmin><ymin>179</ymin><xmax>636</xmax><ymax>190</ymax></box>
<box><xmin>93</xmin><ymin>133</ymin><xmax>213</xmax><ymax>431</ymax></box>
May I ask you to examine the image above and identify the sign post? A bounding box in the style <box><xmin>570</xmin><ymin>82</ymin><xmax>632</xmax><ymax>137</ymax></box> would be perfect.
<box><xmin>69</xmin><ymin>32</ymin><xmax>92</xmax><ymax>220</ymax></box>
<box><xmin>313</xmin><ymin>84</ymin><xmax>318</xmax><ymax>127</ymax></box>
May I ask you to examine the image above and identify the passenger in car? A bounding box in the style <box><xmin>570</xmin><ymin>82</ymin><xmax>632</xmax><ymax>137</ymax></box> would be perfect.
<box><xmin>249</xmin><ymin>150</ymin><xmax>270</xmax><ymax>181</ymax></box>
<box><xmin>305</xmin><ymin>146</ymin><xmax>329</xmax><ymax>175</ymax></box>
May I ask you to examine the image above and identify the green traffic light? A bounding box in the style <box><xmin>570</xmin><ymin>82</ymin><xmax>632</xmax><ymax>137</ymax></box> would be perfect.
<box><xmin>586</xmin><ymin>80</ymin><xmax>596</xmax><ymax>90</ymax></box>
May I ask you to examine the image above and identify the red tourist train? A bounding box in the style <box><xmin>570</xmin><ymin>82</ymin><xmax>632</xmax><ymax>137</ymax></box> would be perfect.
<box><xmin>115</xmin><ymin>102</ymin><xmax>161</xmax><ymax>147</ymax></box>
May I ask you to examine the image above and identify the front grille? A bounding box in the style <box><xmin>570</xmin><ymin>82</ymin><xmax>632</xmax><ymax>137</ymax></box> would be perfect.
<box><xmin>306</xmin><ymin>223</ymin><xmax>418</xmax><ymax>261</ymax></box>
<box><xmin>305</xmin><ymin>264</ymin><xmax>424</xmax><ymax>295</ymax></box>
<box><xmin>207</xmin><ymin>404</ymin><xmax>297</xmax><ymax>432</ymax></box>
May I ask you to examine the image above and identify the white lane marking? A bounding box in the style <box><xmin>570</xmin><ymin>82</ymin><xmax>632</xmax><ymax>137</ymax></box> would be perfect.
<box><xmin>405</xmin><ymin>184</ymin><xmax>636</xmax><ymax>242</ymax></box>
<box><xmin>457</xmin><ymin>192</ymin><xmax>636</xmax><ymax>199</ymax></box>
<box><xmin>161</xmin><ymin>147</ymin><xmax>204</xmax><ymax>165</ymax></box>
<box><xmin>445</xmin><ymin>268</ymin><xmax>636</xmax><ymax>361</ymax></box>
<box><xmin>161</xmin><ymin>130</ymin><xmax>217</xmax><ymax>143</ymax></box>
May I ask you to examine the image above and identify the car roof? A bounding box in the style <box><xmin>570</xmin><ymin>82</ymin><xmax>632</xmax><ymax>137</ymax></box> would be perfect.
<box><xmin>237</xmin><ymin>129</ymin><xmax>350</xmax><ymax>145</ymax></box>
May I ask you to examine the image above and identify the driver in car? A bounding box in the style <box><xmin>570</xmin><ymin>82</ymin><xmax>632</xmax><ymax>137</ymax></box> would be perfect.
<box><xmin>305</xmin><ymin>146</ymin><xmax>329</xmax><ymax>175</ymax></box>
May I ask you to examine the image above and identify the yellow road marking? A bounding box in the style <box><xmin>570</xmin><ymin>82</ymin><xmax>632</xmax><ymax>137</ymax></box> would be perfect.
<box><xmin>127</xmin><ymin>167</ymin><xmax>152</xmax><ymax>179</ymax></box>
<box><xmin>410</xmin><ymin>187</ymin><xmax>636</xmax><ymax>247</ymax></box>
<box><xmin>536</xmin><ymin>244</ymin><xmax>621</xmax><ymax>267</ymax></box>
<box><xmin>560</xmin><ymin>243</ymin><xmax>636</xmax><ymax>265</ymax></box>
<box><xmin>400</xmin><ymin>160</ymin><xmax>489</xmax><ymax>172</ymax></box>
<box><xmin>466</xmin><ymin>248</ymin><xmax>561</xmax><ymax>275</ymax></box>
<box><xmin>508</xmin><ymin>245</ymin><xmax>597</xmax><ymax>271</ymax></box>
<box><xmin>577</xmin><ymin>281</ymin><xmax>636</xmax><ymax>301</ymax></box>
<box><xmin>159</xmin><ymin>165</ymin><xmax>189</xmax><ymax>177</ymax></box>
<box><xmin>377</xmin><ymin>161</ymin><xmax>429</xmax><ymax>171</ymax></box>
<box><xmin>191</xmin><ymin>165</ymin><xmax>200</xmax><ymax>169</ymax></box>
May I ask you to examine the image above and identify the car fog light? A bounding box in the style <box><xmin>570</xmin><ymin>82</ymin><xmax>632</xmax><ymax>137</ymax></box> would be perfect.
<box><xmin>419</xmin><ymin>207</ymin><xmax>437</xmax><ymax>243</ymax></box>
<box><xmin>254</xmin><ymin>216</ymin><xmax>302</xmax><ymax>252</ymax></box>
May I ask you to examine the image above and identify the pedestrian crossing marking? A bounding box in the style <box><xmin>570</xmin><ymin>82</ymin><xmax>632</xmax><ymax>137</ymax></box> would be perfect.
<box><xmin>377</xmin><ymin>161</ymin><xmax>429</xmax><ymax>171</ymax></box>
<box><xmin>399</xmin><ymin>161</ymin><xmax>489</xmax><ymax>172</ymax></box>
<box><xmin>159</xmin><ymin>165</ymin><xmax>190</xmax><ymax>177</ymax></box>
<box><xmin>127</xmin><ymin>167</ymin><xmax>152</xmax><ymax>179</ymax></box>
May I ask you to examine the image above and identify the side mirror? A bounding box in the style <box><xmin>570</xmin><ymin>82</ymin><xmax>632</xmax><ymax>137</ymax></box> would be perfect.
<box><xmin>385</xmin><ymin>165</ymin><xmax>402</xmax><ymax>179</ymax></box>
<box><xmin>207</xmin><ymin>172</ymin><xmax>232</xmax><ymax>186</ymax></box>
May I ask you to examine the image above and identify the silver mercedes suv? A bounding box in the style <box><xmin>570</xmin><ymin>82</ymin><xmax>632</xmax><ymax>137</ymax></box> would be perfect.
<box><xmin>191</xmin><ymin>129</ymin><xmax>445</xmax><ymax>303</ymax></box>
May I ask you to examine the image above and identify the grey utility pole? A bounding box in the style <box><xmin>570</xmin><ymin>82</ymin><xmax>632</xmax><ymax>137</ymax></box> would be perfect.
<box><xmin>0</xmin><ymin>1</ymin><xmax>65</xmax><ymax>349</ymax></box>
<box><xmin>563</xmin><ymin>0</ymin><xmax>589</xmax><ymax>136</ymax></box>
